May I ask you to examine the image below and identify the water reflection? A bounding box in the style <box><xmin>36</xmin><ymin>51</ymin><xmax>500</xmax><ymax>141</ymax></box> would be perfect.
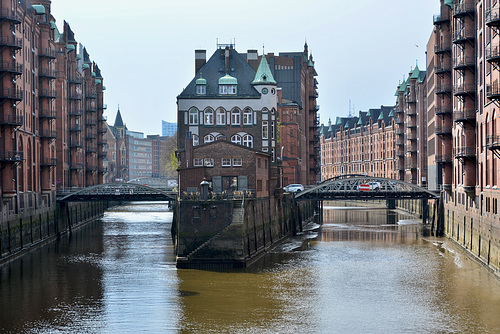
<box><xmin>1</xmin><ymin>202</ymin><xmax>500</xmax><ymax>333</ymax></box>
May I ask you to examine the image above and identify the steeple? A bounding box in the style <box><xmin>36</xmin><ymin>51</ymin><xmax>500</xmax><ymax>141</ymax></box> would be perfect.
<box><xmin>251</xmin><ymin>56</ymin><xmax>277</xmax><ymax>85</ymax></box>
<box><xmin>114</xmin><ymin>107</ymin><xmax>124</xmax><ymax>128</ymax></box>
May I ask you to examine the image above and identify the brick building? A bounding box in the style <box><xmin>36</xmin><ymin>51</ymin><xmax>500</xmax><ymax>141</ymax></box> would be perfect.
<box><xmin>176</xmin><ymin>44</ymin><xmax>279</xmax><ymax>196</ymax></box>
<box><xmin>0</xmin><ymin>1</ymin><xmax>104</xmax><ymax>221</ymax></box>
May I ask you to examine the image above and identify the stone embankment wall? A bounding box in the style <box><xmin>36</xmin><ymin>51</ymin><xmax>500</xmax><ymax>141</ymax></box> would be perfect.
<box><xmin>1</xmin><ymin>194</ymin><xmax>105</xmax><ymax>263</ymax></box>
<box><xmin>174</xmin><ymin>194</ymin><xmax>315</xmax><ymax>269</ymax></box>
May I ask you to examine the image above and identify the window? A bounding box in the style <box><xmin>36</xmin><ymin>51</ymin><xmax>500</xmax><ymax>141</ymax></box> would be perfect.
<box><xmin>243</xmin><ymin>134</ymin><xmax>253</xmax><ymax>148</ymax></box>
<box><xmin>189</xmin><ymin>108</ymin><xmax>198</xmax><ymax>125</ymax></box>
<box><xmin>231</xmin><ymin>134</ymin><xmax>242</xmax><ymax>145</ymax></box>
<box><xmin>219</xmin><ymin>85</ymin><xmax>237</xmax><ymax>95</ymax></box>
<box><xmin>243</xmin><ymin>108</ymin><xmax>252</xmax><ymax>125</ymax></box>
<box><xmin>204</xmin><ymin>134</ymin><xmax>215</xmax><ymax>143</ymax></box>
<box><xmin>193</xmin><ymin>158</ymin><xmax>203</xmax><ymax>166</ymax></box>
<box><xmin>204</xmin><ymin>158</ymin><xmax>214</xmax><ymax>167</ymax></box>
<box><xmin>233</xmin><ymin>158</ymin><xmax>242</xmax><ymax>166</ymax></box>
<box><xmin>192</xmin><ymin>134</ymin><xmax>199</xmax><ymax>146</ymax></box>
<box><xmin>262</xmin><ymin>121</ymin><xmax>268</xmax><ymax>139</ymax></box>
<box><xmin>231</xmin><ymin>109</ymin><xmax>241</xmax><ymax>125</ymax></box>
<box><xmin>196</xmin><ymin>85</ymin><xmax>206</xmax><ymax>95</ymax></box>
<box><xmin>216</xmin><ymin>108</ymin><xmax>225</xmax><ymax>125</ymax></box>
<box><xmin>222</xmin><ymin>158</ymin><xmax>231</xmax><ymax>167</ymax></box>
<box><xmin>204</xmin><ymin>109</ymin><xmax>213</xmax><ymax>125</ymax></box>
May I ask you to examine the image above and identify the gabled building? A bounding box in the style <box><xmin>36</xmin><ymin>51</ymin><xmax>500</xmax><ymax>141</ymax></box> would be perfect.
<box><xmin>176</xmin><ymin>44</ymin><xmax>279</xmax><ymax>197</ymax></box>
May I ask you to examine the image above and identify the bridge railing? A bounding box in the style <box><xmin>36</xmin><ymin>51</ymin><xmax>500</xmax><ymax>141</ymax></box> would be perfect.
<box><xmin>180</xmin><ymin>189</ymin><xmax>256</xmax><ymax>201</ymax></box>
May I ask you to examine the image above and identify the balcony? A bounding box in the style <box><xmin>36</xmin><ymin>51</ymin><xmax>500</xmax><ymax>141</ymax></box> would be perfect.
<box><xmin>486</xmin><ymin>7</ymin><xmax>500</xmax><ymax>27</ymax></box>
<box><xmin>86</xmin><ymin>166</ymin><xmax>98</xmax><ymax>172</ymax></box>
<box><xmin>454</xmin><ymin>146</ymin><xmax>475</xmax><ymax>159</ymax></box>
<box><xmin>395</xmin><ymin>137</ymin><xmax>405</xmax><ymax>146</ymax></box>
<box><xmin>486</xmin><ymin>44</ymin><xmax>500</xmax><ymax>63</ymax></box>
<box><xmin>99</xmin><ymin>127</ymin><xmax>107</xmax><ymax>134</ymax></box>
<box><xmin>0</xmin><ymin>151</ymin><xmax>23</xmax><ymax>162</ymax></box>
<box><xmin>69</xmin><ymin>108</ymin><xmax>83</xmax><ymax>116</ymax></box>
<box><xmin>0</xmin><ymin>61</ymin><xmax>22</xmax><ymax>75</ymax></box>
<box><xmin>435</xmin><ymin>126</ymin><xmax>452</xmax><ymax>136</ymax></box>
<box><xmin>0</xmin><ymin>8</ymin><xmax>22</xmax><ymax>24</ymax></box>
<box><xmin>454</xmin><ymin>83</ymin><xmax>475</xmax><ymax>96</ymax></box>
<box><xmin>0</xmin><ymin>35</ymin><xmax>22</xmax><ymax>49</ymax></box>
<box><xmin>435</xmin><ymin>155</ymin><xmax>452</xmax><ymax>164</ymax></box>
<box><xmin>70</xmin><ymin>163</ymin><xmax>84</xmax><ymax>170</ymax></box>
<box><xmin>69</xmin><ymin>140</ymin><xmax>83</xmax><ymax>148</ymax></box>
<box><xmin>406</xmin><ymin>107</ymin><xmax>417</xmax><ymax>116</ymax></box>
<box><xmin>394</xmin><ymin>129</ymin><xmax>404</xmax><ymax>136</ymax></box>
<box><xmin>39</xmin><ymin>89</ymin><xmax>57</xmax><ymax>99</ymax></box>
<box><xmin>69</xmin><ymin>125</ymin><xmax>82</xmax><ymax>132</ymax></box>
<box><xmin>68</xmin><ymin>92</ymin><xmax>82</xmax><ymax>100</ymax></box>
<box><xmin>407</xmin><ymin>131</ymin><xmax>417</xmax><ymax>140</ymax></box>
<box><xmin>0</xmin><ymin>114</ymin><xmax>23</xmax><ymax>126</ymax></box>
<box><xmin>435</xmin><ymin>82</ymin><xmax>451</xmax><ymax>95</ymax></box>
<box><xmin>434</xmin><ymin>64</ymin><xmax>451</xmax><ymax>75</ymax></box>
<box><xmin>98</xmin><ymin>167</ymin><xmax>108</xmax><ymax>173</ymax></box>
<box><xmin>40</xmin><ymin>158</ymin><xmax>57</xmax><ymax>167</ymax></box>
<box><xmin>435</xmin><ymin>106</ymin><xmax>452</xmax><ymax>116</ymax></box>
<box><xmin>0</xmin><ymin>88</ymin><xmax>23</xmax><ymax>101</ymax></box>
<box><xmin>38</xmin><ymin>68</ymin><xmax>57</xmax><ymax>79</ymax></box>
<box><xmin>453</xmin><ymin>1</ymin><xmax>475</xmax><ymax>17</ymax></box>
<box><xmin>453</xmin><ymin>56</ymin><xmax>475</xmax><ymax>70</ymax></box>
<box><xmin>40</xmin><ymin>130</ymin><xmax>57</xmax><ymax>139</ymax></box>
<box><xmin>68</xmin><ymin>76</ymin><xmax>83</xmax><ymax>85</ymax></box>
<box><xmin>38</xmin><ymin>48</ymin><xmax>56</xmax><ymax>59</ymax></box>
<box><xmin>406</xmin><ymin>142</ymin><xmax>417</xmax><ymax>153</ymax></box>
<box><xmin>433</xmin><ymin>12</ymin><xmax>450</xmax><ymax>25</ymax></box>
<box><xmin>39</xmin><ymin>109</ymin><xmax>57</xmax><ymax>119</ymax></box>
<box><xmin>434</xmin><ymin>43</ymin><xmax>451</xmax><ymax>54</ymax></box>
<box><xmin>453</xmin><ymin>109</ymin><xmax>475</xmax><ymax>122</ymax></box>
<box><xmin>86</xmin><ymin>131</ymin><xmax>97</xmax><ymax>139</ymax></box>
<box><xmin>453</xmin><ymin>29</ymin><xmax>475</xmax><ymax>44</ymax></box>
<box><xmin>486</xmin><ymin>84</ymin><xmax>500</xmax><ymax>100</ymax></box>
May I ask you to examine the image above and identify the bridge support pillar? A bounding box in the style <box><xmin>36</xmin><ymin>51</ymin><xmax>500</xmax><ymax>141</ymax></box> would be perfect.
<box><xmin>386</xmin><ymin>199</ymin><xmax>396</xmax><ymax>209</ymax></box>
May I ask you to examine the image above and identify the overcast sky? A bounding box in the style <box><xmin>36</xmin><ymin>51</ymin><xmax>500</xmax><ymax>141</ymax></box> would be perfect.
<box><xmin>50</xmin><ymin>0</ymin><xmax>440</xmax><ymax>136</ymax></box>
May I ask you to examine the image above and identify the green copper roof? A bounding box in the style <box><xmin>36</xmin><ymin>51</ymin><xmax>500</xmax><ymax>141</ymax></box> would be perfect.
<box><xmin>388</xmin><ymin>110</ymin><xmax>395</xmax><ymax>117</ymax></box>
<box><xmin>308</xmin><ymin>59</ymin><xmax>314</xmax><ymax>67</ymax></box>
<box><xmin>335</xmin><ymin>117</ymin><xmax>342</xmax><ymax>125</ymax></box>
<box><xmin>357</xmin><ymin>117</ymin><xmax>363</xmax><ymax>125</ymax></box>
<box><xmin>91</xmin><ymin>72</ymin><xmax>96</xmax><ymax>77</ymax></box>
<box><xmin>76</xmin><ymin>54</ymin><xmax>82</xmax><ymax>60</ymax></box>
<box><xmin>445</xmin><ymin>0</ymin><xmax>454</xmax><ymax>8</ymax></box>
<box><xmin>103</xmin><ymin>86</ymin><xmax>106</xmax><ymax>90</ymax></box>
<box><xmin>32</xmin><ymin>5</ymin><xmax>45</xmax><ymax>15</ymax></box>
<box><xmin>218</xmin><ymin>74</ymin><xmax>237</xmax><ymax>85</ymax></box>
<box><xmin>411</xmin><ymin>64</ymin><xmax>420</xmax><ymax>79</ymax></box>
<box><xmin>320</xmin><ymin>126</ymin><xmax>324</xmax><ymax>134</ymax></box>
<box><xmin>82</xmin><ymin>64</ymin><xmax>90</xmax><ymax>70</ymax></box>
<box><xmin>50</xmin><ymin>21</ymin><xmax>57</xmax><ymax>30</ymax></box>
<box><xmin>196</xmin><ymin>75</ymin><xmax>207</xmax><ymax>85</ymax></box>
<box><xmin>95</xmin><ymin>79</ymin><xmax>101</xmax><ymax>85</ymax></box>
<box><xmin>252</xmin><ymin>56</ymin><xmax>276</xmax><ymax>85</ymax></box>
<box><xmin>366</xmin><ymin>110</ymin><xmax>371</xmax><ymax>117</ymax></box>
<box><xmin>345</xmin><ymin>120</ymin><xmax>350</xmax><ymax>129</ymax></box>
<box><xmin>398</xmin><ymin>79</ymin><xmax>407</xmax><ymax>92</ymax></box>
<box><xmin>328</xmin><ymin>123</ymin><xmax>333</xmax><ymax>132</ymax></box>
<box><xmin>377</xmin><ymin>112</ymin><xmax>384</xmax><ymax>121</ymax></box>
<box><xmin>66</xmin><ymin>44</ymin><xmax>75</xmax><ymax>53</ymax></box>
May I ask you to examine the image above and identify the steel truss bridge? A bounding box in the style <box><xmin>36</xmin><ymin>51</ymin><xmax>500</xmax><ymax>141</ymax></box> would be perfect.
<box><xmin>56</xmin><ymin>183</ymin><xmax>177</xmax><ymax>202</ymax></box>
<box><xmin>295</xmin><ymin>175</ymin><xmax>440</xmax><ymax>201</ymax></box>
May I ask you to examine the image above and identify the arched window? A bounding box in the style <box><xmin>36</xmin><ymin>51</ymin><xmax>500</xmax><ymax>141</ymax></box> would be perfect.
<box><xmin>243</xmin><ymin>108</ymin><xmax>252</xmax><ymax>125</ymax></box>
<box><xmin>204</xmin><ymin>108</ymin><xmax>214</xmax><ymax>125</ymax></box>
<box><xmin>231</xmin><ymin>109</ymin><xmax>241</xmax><ymax>125</ymax></box>
<box><xmin>193</xmin><ymin>134</ymin><xmax>199</xmax><ymax>146</ymax></box>
<box><xmin>204</xmin><ymin>134</ymin><xmax>215</xmax><ymax>143</ymax></box>
<box><xmin>243</xmin><ymin>134</ymin><xmax>253</xmax><ymax>148</ymax></box>
<box><xmin>216</xmin><ymin>108</ymin><xmax>225</xmax><ymax>125</ymax></box>
<box><xmin>231</xmin><ymin>134</ymin><xmax>242</xmax><ymax>145</ymax></box>
<box><xmin>189</xmin><ymin>108</ymin><xmax>198</xmax><ymax>125</ymax></box>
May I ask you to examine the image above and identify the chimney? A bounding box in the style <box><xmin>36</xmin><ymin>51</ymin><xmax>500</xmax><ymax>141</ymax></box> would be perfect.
<box><xmin>195</xmin><ymin>50</ymin><xmax>206</xmax><ymax>74</ymax></box>
<box><xmin>225</xmin><ymin>47</ymin><xmax>230</xmax><ymax>73</ymax></box>
<box><xmin>247</xmin><ymin>49</ymin><xmax>259</xmax><ymax>71</ymax></box>
<box><xmin>277</xmin><ymin>87</ymin><xmax>282</xmax><ymax>104</ymax></box>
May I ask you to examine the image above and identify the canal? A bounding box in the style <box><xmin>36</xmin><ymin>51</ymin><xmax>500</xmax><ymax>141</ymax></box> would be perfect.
<box><xmin>1</xmin><ymin>201</ymin><xmax>500</xmax><ymax>333</ymax></box>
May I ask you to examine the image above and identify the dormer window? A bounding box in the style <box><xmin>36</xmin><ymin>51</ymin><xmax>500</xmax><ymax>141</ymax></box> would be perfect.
<box><xmin>218</xmin><ymin>74</ymin><xmax>238</xmax><ymax>95</ymax></box>
<box><xmin>196</xmin><ymin>75</ymin><xmax>207</xmax><ymax>95</ymax></box>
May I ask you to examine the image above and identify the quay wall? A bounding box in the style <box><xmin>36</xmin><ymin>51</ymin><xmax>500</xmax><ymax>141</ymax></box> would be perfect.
<box><xmin>0</xmin><ymin>191</ymin><xmax>105</xmax><ymax>263</ymax></box>
<box><xmin>174</xmin><ymin>194</ymin><xmax>315</xmax><ymax>269</ymax></box>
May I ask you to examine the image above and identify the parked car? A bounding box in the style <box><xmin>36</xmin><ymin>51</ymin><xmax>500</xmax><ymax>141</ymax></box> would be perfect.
<box><xmin>357</xmin><ymin>181</ymin><xmax>381</xmax><ymax>191</ymax></box>
<box><xmin>284</xmin><ymin>184</ymin><xmax>304</xmax><ymax>193</ymax></box>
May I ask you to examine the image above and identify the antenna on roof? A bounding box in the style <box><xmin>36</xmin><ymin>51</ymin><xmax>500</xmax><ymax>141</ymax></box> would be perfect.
<box><xmin>263</xmin><ymin>43</ymin><xmax>265</xmax><ymax>55</ymax></box>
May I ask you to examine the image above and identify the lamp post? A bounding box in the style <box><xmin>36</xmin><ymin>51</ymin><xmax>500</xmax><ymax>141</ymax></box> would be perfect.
<box><xmin>280</xmin><ymin>146</ymin><xmax>284</xmax><ymax>188</ymax></box>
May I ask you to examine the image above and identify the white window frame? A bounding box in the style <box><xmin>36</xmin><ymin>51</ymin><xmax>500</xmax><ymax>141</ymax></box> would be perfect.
<box><xmin>204</xmin><ymin>134</ymin><xmax>215</xmax><ymax>144</ymax></box>
<box><xmin>189</xmin><ymin>108</ymin><xmax>198</xmax><ymax>125</ymax></box>
<box><xmin>233</xmin><ymin>158</ymin><xmax>242</xmax><ymax>166</ymax></box>
<box><xmin>243</xmin><ymin>108</ymin><xmax>252</xmax><ymax>125</ymax></box>
<box><xmin>262</xmin><ymin>121</ymin><xmax>268</xmax><ymax>139</ymax></box>
<box><xmin>231</xmin><ymin>110</ymin><xmax>241</xmax><ymax>125</ymax></box>
<box><xmin>231</xmin><ymin>134</ymin><xmax>242</xmax><ymax>145</ymax></box>
<box><xmin>196</xmin><ymin>85</ymin><xmax>206</xmax><ymax>95</ymax></box>
<box><xmin>204</xmin><ymin>158</ymin><xmax>214</xmax><ymax>167</ymax></box>
<box><xmin>204</xmin><ymin>109</ymin><xmax>213</xmax><ymax>125</ymax></box>
<box><xmin>193</xmin><ymin>158</ymin><xmax>203</xmax><ymax>166</ymax></box>
<box><xmin>222</xmin><ymin>158</ymin><xmax>231</xmax><ymax>167</ymax></box>
<box><xmin>192</xmin><ymin>134</ymin><xmax>199</xmax><ymax>146</ymax></box>
<box><xmin>216</xmin><ymin>108</ymin><xmax>225</xmax><ymax>125</ymax></box>
<box><xmin>243</xmin><ymin>134</ymin><xmax>253</xmax><ymax>148</ymax></box>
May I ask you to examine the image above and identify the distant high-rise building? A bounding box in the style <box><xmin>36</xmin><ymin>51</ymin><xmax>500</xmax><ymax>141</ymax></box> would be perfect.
<box><xmin>162</xmin><ymin>121</ymin><xmax>177</xmax><ymax>137</ymax></box>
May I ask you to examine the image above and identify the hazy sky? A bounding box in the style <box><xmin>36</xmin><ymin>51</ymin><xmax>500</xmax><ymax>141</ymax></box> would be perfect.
<box><xmin>50</xmin><ymin>0</ymin><xmax>440</xmax><ymax>135</ymax></box>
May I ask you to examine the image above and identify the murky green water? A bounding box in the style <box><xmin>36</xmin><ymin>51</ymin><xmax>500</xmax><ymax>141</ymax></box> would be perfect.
<box><xmin>1</xmin><ymin>202</ymin><xmax>500</xmax><ymax>333</ymax></box>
